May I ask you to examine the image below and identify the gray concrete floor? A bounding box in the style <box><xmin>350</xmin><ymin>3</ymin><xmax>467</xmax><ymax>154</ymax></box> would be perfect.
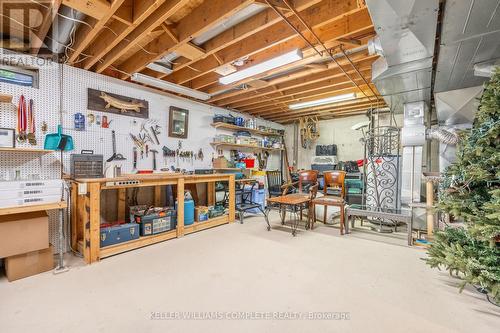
<box><xmin>1</xmin><ymin>213</ymin><xmax>499</xmax><ymax>333</ymax></box>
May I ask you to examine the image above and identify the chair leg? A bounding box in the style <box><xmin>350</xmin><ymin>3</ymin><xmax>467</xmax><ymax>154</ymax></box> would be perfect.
<box><xmin>300</xmin><ymin>208</ymin><xmax>303</xmax><ymax>221</ymax></box>
<box><xmin>239</xmin><ymin>211</ymin><xmax>244</xmax><ymax>224</ymax></box>
<box><xmin>310</xmin><ymin>203</ymin><xmax>315</xmax><ymax>230</ymax></box>
<box><xmin>323</xmin><ymin>205</ymin><xmax>327</xmax><ymax>224</ymax></box>
<box><xmin>340</xmin><ymin>204</ymin><xmax>345</xmax><ymax>235</ymax></box>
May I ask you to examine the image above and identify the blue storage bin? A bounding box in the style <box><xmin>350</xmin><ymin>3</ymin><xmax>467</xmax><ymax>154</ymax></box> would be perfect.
<box><xmin>248</xmin><ymin>188</ymin><xmax>266</xmax><ymax>214</ymax></box>
<box><xmin>175</xmin><ymin>199</ymin><xmax>195</xmax><ymax>226</ymax></box>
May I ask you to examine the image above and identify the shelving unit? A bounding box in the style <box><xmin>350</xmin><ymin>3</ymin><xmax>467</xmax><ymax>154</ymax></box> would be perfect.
<box><xmin>0</xmin><ymin>147</ymin><xmax>56</xmax><ymax>154</ymax></box>
<box><xmin>210</xmin><ymin>142</ymin><xmax>283</xmax><ymax>151</ymax></box>
<box><xmin>0</xmin><ymin>201</ymin><xmax>67</xmax><ymax>216</ymax></box>
<box><xmin>211</xmin><ymin>122</ymin><xmax>283</xmax><ymax>137</ymax></box>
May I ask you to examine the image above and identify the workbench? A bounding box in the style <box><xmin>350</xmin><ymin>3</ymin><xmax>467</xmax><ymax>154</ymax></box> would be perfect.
<box><xmin>70</xmin><ymin>173</ymin><xmax>235</xmax><ymax>264</ymax></box>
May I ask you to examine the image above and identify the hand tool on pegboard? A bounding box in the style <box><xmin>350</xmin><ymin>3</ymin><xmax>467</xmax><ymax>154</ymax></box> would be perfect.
<box><xmin>107</xmin><ymin>130</ymin><xmax>126</xmax><ymax>162</ymax></box>
<box><xmin>150</xmin><ymin>149</ymin><xmax>158</xmax><ymax>170</ymax></box>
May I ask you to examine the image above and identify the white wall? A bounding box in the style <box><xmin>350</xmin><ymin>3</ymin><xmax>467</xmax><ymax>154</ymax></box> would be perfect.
<box><xmin>284</xmin><ymin>113</ymin><xmax>403</xmax><ymax>169</ymax></box>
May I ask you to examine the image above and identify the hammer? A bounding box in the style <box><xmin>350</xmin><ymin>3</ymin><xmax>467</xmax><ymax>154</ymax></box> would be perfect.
<box><xmin>150</xmin><ymin>149</ymin><xmax>159</xmax><ymax>171</ymax></box>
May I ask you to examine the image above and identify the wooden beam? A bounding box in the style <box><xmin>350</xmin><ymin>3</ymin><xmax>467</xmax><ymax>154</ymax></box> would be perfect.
<box><xmin>67</xmin><ymin>0</ymin><xmax>126</xmax><ymax>64</ymax></box>
<box><xmin>62</xmin><ymin>0</ymin><xmax>110</xmax><ymax>20</ymax></box>
<box><xmin>118</xmin><ymin>0</ymin><xmax>255</xmax><ymax>77</ymax></box>
<box><xmin>238</xmin><ymin>72</ymin><xmax>373</xmax><ymax>112</ymax></box>
<box><xmin>175</xmin><ymin>42</ymin><xmax>206</xmax><ymax>60</ymax></box>
<box><xmin>268</xmin><ymin>97</ymin><xmax>385</xmax><ymax>121</ymax></box>
<box><xmin>166</xmin><ymin>3</ymin><xmax>367</xmax><ymax>87</ymax></box>
<box><xmin>94</xmin><ymin>0</ymin><xmax>190</xmax><ymax>73</ymax></box>
<box><xmin>189</xmin><ymin>16</ymin><xmax>373</xmax><ymax>95</ymax></box>
<box><xmin>271</xmin><ymin>102</ymin><xmax>386</xmax><ymax>123</ymax></box>
<box><xmin>81</xmin><ymin>0</ymin><xmax>168</xmax><ymax>70</ymax></box>
<box><xmin>30</xmin><ymin>0</ymin><xmax>62</xmax><ymax>55</ymax></box>
<box><xmin>112</xmin><ymin>0</ymin><xmax>134</xmax><ymax>25</ymax></box>
<box><xmin>255</xmin><ymin>0</ymin><xmax>291</xmax><ymax>10</ymax></box>
<box><xmin>251</xmin><ymin>83</ymin><xmax>377</xmax><ymax>116</ymax></box>
<box><xmin>151</xmin><ymin>0</ymin><xmax>322</xmax><ymax>78</ymax></box>
<box><xmin>215</xmin><ymin>53</ymin><xmax>377</xmax><ymax>107</ymax></box>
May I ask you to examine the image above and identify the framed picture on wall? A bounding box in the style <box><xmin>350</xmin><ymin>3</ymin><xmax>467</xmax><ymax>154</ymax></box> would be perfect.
<box><xmin>168</xmin><ymin>106</ymin><xmax>189</xmax><ymax>139</ymax></box>
<box><xmin>0</xmin><ymin>128</ymin><xmax>15</xmax><ymax>148</ymax></box>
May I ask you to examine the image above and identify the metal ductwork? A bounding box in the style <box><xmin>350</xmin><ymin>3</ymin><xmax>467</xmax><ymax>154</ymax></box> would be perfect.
<box><xmin>434</xmin><ymin>0</ymin><xmax>500</xmax><ymax>93</ymax></box>
<box><xmin>45</xmin><ymin>5</ymin><xmax>85</xmax><ymax>54</ymax></box>
<box><xmin>434</xmin><ymin>85</ymin><xmax>483</xmax><ymax>126</ymax></box>
<box><xmin>365</xmin><ymin>0</ymin><xmax>439</xmax><ymax>113</ymax></box>
<box><xmin>434</xmin><ymin>85</ymin><xmax>482</xmax><ymax>171</ymax></box>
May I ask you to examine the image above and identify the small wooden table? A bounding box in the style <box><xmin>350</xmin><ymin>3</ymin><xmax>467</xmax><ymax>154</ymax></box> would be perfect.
<box><xmin>266</xmin><ymin>193</ymin><xmax>311</xmax><ymax>236</ymax></box>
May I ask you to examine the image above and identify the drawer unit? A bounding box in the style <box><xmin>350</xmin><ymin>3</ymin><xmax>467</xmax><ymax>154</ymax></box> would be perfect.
<box><xmin>70</xmin><ymin>151</ymin><xmax>103</xmax><ymax>179</ymax></box>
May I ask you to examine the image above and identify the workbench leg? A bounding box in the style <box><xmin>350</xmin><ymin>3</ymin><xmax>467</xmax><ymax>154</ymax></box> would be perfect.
<box><xmin>228</xmin><ymin>175</ymin><xmax>235</xmax><ymax>223</ymax></box>
<box><xmin>177</xmin><ymin>178</ymin><xmax>185</xmax><ymax>237</ymax></box>
<box><xmin>154</xmin><ymin>186</ymin><xmax>162</xmax><ymax>207</ymax></box>
<box><xmin>117</xmin><ymin>189</ymin><xmax>126</xmax><ymax>222</ymax></box>
<box><xmin>207</xmin><ymin>182</ymin><xmax>215</xmax><ymax>206</ymax></box>
<box><xmin>89</xmin><ymin>183</ymin><xmax>101</xmax><ymax>263</ymax></box>
<box><xmin>70</xmin><ymin>183</ymin><xmax>78</xmax><ymax>251</ymax></box>
<box><xmin>78</xmin><ymin>193</ymin><xmax>90</xmax><ymax>264</ymax></box>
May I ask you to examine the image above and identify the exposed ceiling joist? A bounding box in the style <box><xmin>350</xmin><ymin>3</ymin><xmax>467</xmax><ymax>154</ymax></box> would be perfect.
<box><xmin>166</xmin><ymin>2</ymin><xmax>367</xmax><ymax>87</ymax></box>
<box><xmin>94</xmin><ymin>0</ymin><xmax>191</xmax><ymax>73</ymax></box>
<box><xmin>117</xmin><ymin>0</ymin><xmax>256</xmax><ymax>77</ymax></box>
<box><xmin>213</xmin><ymin>52</ymin><xmax>377</xmax><ymax>106</ymax></box>
<box><xmin>158</xmin><ymin>0</ymin><xmax>321</xmax><ymax>77</ymax></box>
<box><xmin>62</xmin><ymin>0</ymin><xmax>110</xmax><ymax>20</ymax></box>
<box><xmin>30</xmin><ymin>0</ymin><xmax>62</xmax><ymax>55</ymax></box>
<box><xmin>81</xmin><ymin>0</ymin><xmax>168</xmax><ymax>70</ymax></box>
<box><xmin>67</xmin><ymin>0</ymin><xmax>126</xmax><ymax>64</ymax></box>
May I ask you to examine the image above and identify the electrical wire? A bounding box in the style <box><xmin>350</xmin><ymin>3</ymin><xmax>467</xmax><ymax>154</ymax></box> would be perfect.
<box><xmin>28</xmin><ymin>0</ymin><xmax>93</xmax><ymax>29</ymax></box>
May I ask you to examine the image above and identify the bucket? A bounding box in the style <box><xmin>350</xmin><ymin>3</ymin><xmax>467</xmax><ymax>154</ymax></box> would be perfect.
<box><xmin>175</xmin><ymin>199</ymin><xmax>195</xmax><ymax>226</ymax></box>
<box><xmin>242</xmin><ymin>158</ymin><xmax>255</xmax><ymax>168</ymax></box>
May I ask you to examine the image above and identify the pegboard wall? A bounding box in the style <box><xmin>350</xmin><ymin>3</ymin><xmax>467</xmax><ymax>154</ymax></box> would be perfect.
<box><xmin>0</xmin><ymin>51</ymin><xmax>284</xmax><ymax>253</ymax></box>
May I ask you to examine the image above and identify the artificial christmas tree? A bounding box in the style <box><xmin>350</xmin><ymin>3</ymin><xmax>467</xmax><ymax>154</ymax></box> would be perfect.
<box><xmin>426</xmin><ymin>68</ymin><xmax>500</xmax><ymax>304</ymax></box>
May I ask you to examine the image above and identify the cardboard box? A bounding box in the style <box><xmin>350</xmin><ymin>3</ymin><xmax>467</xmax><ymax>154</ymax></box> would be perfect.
<box><xmin>195</xmin><ymin>206</ymin><xmax>209</xmax><ymax>222</ymax></box>
<box><xmin>5</xmin><ymin>245</ymin><xmax>54</xmax><ymax>281</ymax></box>
<box><xmin>0</xmin><ymin>211</ymin><xmax>49</xmax><ymax>258</ymax></box>
<box><xmin>212</xmin><ymin>157</ymin><xmax>228</xmax><ymax>168</ymax></box>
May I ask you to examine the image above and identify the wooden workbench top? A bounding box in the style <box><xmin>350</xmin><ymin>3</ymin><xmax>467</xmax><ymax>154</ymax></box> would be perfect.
<box><xmin>73</xmin><ymin>173</ymin><xmax>234</xmax><ymax>183</ymax></box>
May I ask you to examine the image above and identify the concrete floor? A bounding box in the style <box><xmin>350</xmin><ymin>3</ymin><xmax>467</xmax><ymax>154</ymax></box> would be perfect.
<box><xmin>1</xmin><ymin>213</ymin><xmax>499</xmax><ymax>333</ymax></box>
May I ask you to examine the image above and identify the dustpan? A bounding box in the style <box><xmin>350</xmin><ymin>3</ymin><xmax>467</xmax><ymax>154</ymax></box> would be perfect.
<box><xmin>44</xmin><ymin>125</ymin><xmax>74</xmax><ymax>151</ymax></box>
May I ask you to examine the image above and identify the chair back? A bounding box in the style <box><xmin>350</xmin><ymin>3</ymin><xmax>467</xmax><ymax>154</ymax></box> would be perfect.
<box><xmin>266</xmin><ymin>170</ymin><xmax>283</xmax><ymax>197</ymax></box>
<box><xmin>298</xmin><ymin>170</ymin><xmax>318</xmax><ymax>193</ymax></box>
<box><xmin>323</xmin><ymin>170</ymin><xmax>346</xmax><ymax>198</ymax></box>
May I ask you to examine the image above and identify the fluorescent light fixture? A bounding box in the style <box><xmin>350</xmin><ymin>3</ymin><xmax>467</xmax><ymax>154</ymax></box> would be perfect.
<box><xmin>219</xmin><ymin>49</ymin><xmax>303</xmax><ymax>85</ymax></box>
<box><xmin>131</xmin><ymin>73</ymin><xmax>211</xmax><ymax>101</ymax></box>
<box><xmin>289</xmin><ymin>93</ymin><xmax>356</xmax><ymax>110</ymax></box>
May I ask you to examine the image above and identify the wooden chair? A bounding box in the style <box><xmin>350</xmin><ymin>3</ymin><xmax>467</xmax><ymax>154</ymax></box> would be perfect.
<box><xmin>311</xmin><ymin>170</ymin><xmax>347</xmax><ymax>234</ymax></box>
<box><xmin>282</xmin><ymin>170</ymin><xmax>319</xmax><ymax>195</ymax></box>
<box><xmin>282</xmin><ymin>170</ymin><xmax>319</xmax><ymax>225</ymax></box>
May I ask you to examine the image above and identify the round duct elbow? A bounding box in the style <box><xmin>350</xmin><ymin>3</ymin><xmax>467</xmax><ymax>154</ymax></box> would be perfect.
<box><xmin>426</xmin><ymin>128</ymin><xmax>459</xmax><ymax>145</ymax></box>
